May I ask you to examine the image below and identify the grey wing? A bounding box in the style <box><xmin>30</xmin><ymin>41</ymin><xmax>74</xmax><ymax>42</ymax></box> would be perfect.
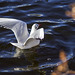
<box><xmin>0</xmin><ymin>18</ymin><xmax>19</xmax><ymax>29</ymax></box>
<box><xmin>24</xmin><ymin>28</ymin><xmax>44</xmax><ymax>46</ymax></box>
<box><xmin>24</xmin><ymin>38</ymin><xmax>40</xmax><ymax>48</ymax></box>
<box><xmin>0</xmin><ymin>18</ymin><xmax>29</xmax><ymax>44</ymax></box>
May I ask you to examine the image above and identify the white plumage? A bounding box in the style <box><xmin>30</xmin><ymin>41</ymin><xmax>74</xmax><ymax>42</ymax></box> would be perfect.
<box><xmin>0</xmin><ymin>18</ymin><xmax>44</xmax><ymax>49</ymax></box>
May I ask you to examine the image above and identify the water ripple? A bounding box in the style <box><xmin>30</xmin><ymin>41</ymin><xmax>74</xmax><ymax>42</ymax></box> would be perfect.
<box><xmin>27</xmin><ymin>13</ymin><xmax>44</xmax><ymax>17</ymax></box>
<box><xmin>0</xmin><ymin>0</ymin><xmax>75</xmax><ymax>74</ymax></box>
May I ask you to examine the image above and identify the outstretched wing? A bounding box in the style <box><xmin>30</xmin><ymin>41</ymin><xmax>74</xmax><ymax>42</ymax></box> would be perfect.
<box><xmin>24</xmin><ymin>28</ymin><xmax>44</xmax><ymax>46</ymax></box>
<box><xmin>0</xmin><ymin>18</ymin><xmax>29</xmax><ymax>44</ymax></box>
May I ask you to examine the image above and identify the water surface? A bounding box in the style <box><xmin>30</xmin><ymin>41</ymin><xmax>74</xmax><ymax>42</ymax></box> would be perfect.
<box><xmin>0</xmin><ymin>0</ymin><xmax>75</xmax><ymax>75</ymax></box>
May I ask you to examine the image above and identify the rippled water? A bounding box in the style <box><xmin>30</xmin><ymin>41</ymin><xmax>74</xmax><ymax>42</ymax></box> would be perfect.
<box><xmin>0</xmin><ymin>0</ymin><xmax>75</xmax><ymax>75</ymax></box>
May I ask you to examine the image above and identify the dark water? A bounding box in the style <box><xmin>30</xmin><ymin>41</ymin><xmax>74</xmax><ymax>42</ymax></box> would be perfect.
<box><xmin>0</xmin><ymin>0</ymin><xmax>75</xmax><ymax>75</ymax></box>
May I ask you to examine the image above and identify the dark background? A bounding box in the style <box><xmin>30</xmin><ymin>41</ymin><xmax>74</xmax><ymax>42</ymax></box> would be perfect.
<box><xmin>0</xmin><ymin>0</ymin><xmax>75</xmax><ymax>75</ymax></box>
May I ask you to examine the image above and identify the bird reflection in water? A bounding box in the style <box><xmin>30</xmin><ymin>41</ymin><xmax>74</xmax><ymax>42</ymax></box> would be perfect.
<box><xmin>51</xmin><ymin>50</ymin><xmax>75</xmax><ymax>75</ymax></box>
<box><xmin>13</xmin><ymin>46</ymin><xmax>39</xmax><ymax>71</ymax></box>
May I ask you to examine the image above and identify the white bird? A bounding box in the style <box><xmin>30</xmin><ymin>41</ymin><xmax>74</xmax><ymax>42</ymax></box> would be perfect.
<box><xmin>0</xmin><ymin>18</ymin><xmax>44</xmax><ymax>49</ymax></box>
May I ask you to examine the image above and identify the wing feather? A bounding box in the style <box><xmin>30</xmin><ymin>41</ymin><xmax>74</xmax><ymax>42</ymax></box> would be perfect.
<box><xmin>29</xmin><ymin>28</ymin><xmax>44</xmax><ymax>39</ymax></box>
<box><xmin>24</xmin><ymin>28</ymin><xmax>44</xmax><ymax>46</ymax></box>
<box><xmin>0</xmin><ymin>18</ymin><xmax>29</xmax><ymax>44</ymax></box>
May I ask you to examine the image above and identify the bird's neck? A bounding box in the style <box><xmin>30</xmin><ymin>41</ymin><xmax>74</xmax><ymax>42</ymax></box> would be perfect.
<box><xmin>30</xmin><ymin>26</ymin><xmax>37</xmax><ymax>35</ymax></box>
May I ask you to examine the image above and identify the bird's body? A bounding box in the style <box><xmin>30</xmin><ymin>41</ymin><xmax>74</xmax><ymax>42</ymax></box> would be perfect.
<box><xmin>0</xmin><ymin>18</ymin><xmax>44</xmax><ymax>49</ymax></box>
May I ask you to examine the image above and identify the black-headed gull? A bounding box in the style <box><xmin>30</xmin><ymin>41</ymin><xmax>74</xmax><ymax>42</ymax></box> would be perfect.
<box><xmin>0</xmin><ymin>18</ymin><xmax>44</xmax><ymax>49</ymax></box>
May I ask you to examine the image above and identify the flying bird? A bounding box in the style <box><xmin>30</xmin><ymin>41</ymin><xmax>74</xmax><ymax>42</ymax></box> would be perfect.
<box><xmin>0</xmin><ymin>18</ymin><xmax>44</xmax><ymax>49</ymax></box>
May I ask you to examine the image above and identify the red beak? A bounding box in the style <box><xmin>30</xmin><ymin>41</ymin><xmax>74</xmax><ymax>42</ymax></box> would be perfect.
<box><xmin>39</xmin><ymin>24</ymin><xmax>41</xmax><ymax>26</ymax></box>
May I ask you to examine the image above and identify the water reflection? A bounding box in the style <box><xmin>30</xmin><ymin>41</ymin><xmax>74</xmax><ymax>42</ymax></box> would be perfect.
<box><xmin>27</xmin><ymin>13</ymin><xmax>44</xmax><ymax>17</ymax></box>
<box><xmin>35</xmin><ymin>0</ymin><xmax>49</xmax><ymax>2</ymax></box>
<box><xmin>13</xmin><ymin>46</ymin><xmax>39</xmax><ymax>71</ymax></box>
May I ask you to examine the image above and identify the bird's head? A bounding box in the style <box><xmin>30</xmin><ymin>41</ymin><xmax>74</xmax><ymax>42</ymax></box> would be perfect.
<box><xmin>33</xmin><ymin>23</ymin><xmax>41</xmax><ymax>30</ymax></box>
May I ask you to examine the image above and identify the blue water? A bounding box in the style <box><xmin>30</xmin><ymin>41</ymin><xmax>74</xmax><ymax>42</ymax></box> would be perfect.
<box><xmin>0</xmin><ymin>0</ymin><xmax>75</xmax><ymax>75</ymax></box>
